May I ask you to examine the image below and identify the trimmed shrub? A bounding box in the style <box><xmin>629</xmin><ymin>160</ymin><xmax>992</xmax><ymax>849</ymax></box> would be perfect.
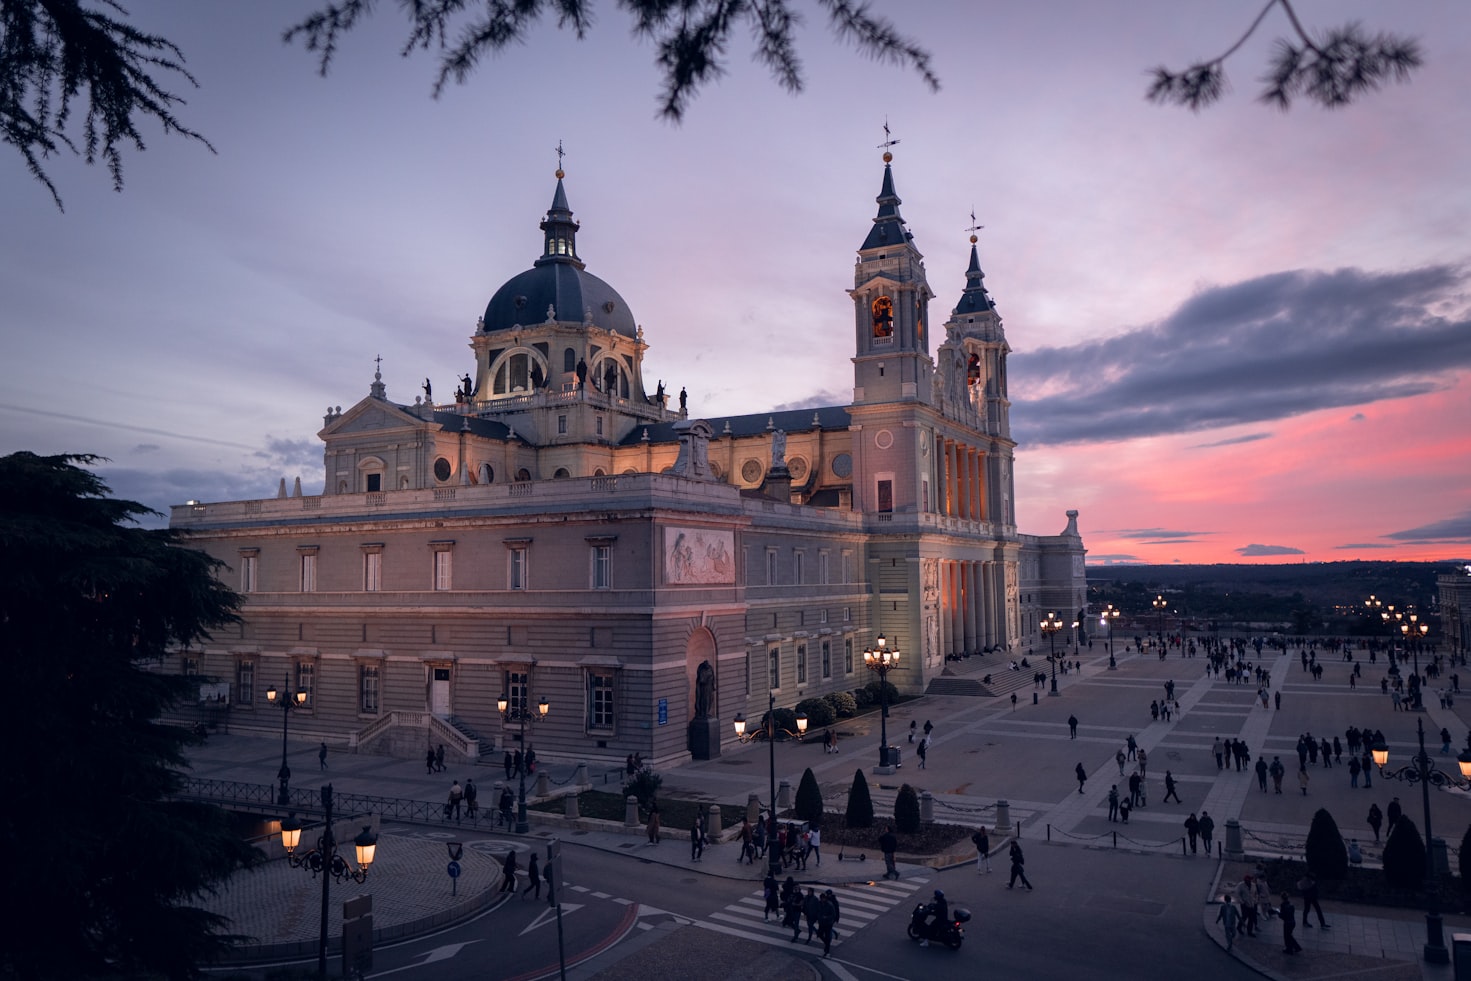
<box><xmin>770</xmin><ymin>707</ymin><xmax>799</xmax><ymax>738</ymax></box>
<box><xmin>845</xmin><ymin>769</ymin><xmax>874</xmax><ymax>829</ymax></box>
<box><xmin>865</xmin><ymin>679</ymin><xmax>900</xmax><ymax>707</ymax></box>
<box><xmin>1383</xmin><ymin>815</ymin><xmax>1426</xmax><ymax>890</ymax></box>
<box><xmin>851</xmin><ymin>687</ymin><xmax>873</xmax><ymax>709</ymax></box>
<box><xmin>894</xmin><ymin>783</ymin><xmax>921</xmax><ymax>834</ymax></box>
<box><xmin>1305</xmin><ymin>808</ymin><xmax>1349</xmax><ymax>880</ymax></box>
<box><xmin>795</xmin><ymin>767</ymin><xmax>824</xmax><ymax>830</ymax></box>
<box><xmin>825</xmin><ymin>690</ymin><xmax>858</xmax><ymax>718</ymax></box>
<box><xmin>622</xmin><ymin>768</ymin><xmax>662</xmax><ymax>809</ymax></box>
<box><xmin>796</xmin><ymin>697</ymin><xmax>836</xmax><ymax>730</ymax></box>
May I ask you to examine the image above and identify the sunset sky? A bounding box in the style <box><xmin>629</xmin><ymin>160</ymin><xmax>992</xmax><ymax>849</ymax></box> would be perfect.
<box><xmin>2</xmin><ymin>1</ymin><xmax>1468</xmax><ymax>566</ymax></box>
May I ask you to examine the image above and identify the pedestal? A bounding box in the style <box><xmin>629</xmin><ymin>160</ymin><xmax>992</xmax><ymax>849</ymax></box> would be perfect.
<box><xmin>688</xmin><ymin>716</ymin><xmax>722</xmax><ymax>760</ymax></box>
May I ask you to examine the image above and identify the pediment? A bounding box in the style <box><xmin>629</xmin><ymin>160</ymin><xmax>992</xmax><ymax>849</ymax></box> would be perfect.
<box><xmin>319</xmin><ymin>398</ymin><xmax>431</xmax><ymax>440</ymax></box>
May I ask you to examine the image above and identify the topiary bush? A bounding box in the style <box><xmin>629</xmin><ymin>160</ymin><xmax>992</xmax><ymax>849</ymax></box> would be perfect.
<box><xmin>1383</xmin><ymin>815</ymin><xmax>1426</xmax><ymax>890</ymax></box>
<box><xmin>796</xmin><ymin>697</ymin><xmax>836</xmax><ymax>729</ymax></box>
<box><xmin>894</xmin><ymin>783</ymin><xmax>921</xmax><ymax>834</ymax></box>
<box><xmin>851</xmin><ymin>687</ymin><xmax>872</xmax><ymax>709</ymax></box>
<box><xmin>795</xmin><ymin>767</ymin><xmax>824</xmax><ymax>830</ymax></box>
<box><xmin>865</xmin><ymin>679</ymin><xmax>900</xmax><ymax>707</ymax></box>
<box><xmin>769</xmin><ymin>706</ymin><xmax>799</xmax><ymax>738</ymax></box>
<box><xmin>845</xmin><ymin>769</ymin><xmax>874</xmax><ymax>829</ymax></box>
<box><xmin>1305</xmin><ymin>807</ymin><xmax>1349</xmax><ymax>880</ymax></box>
<box><xmin>825</xmin><ymin>691</ymin><xmax>857</xmax><ymax>718</ymax></box>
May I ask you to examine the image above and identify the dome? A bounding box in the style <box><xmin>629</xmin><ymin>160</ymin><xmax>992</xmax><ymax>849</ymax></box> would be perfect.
<box><xmin>483</xmin><ymin>263</ymin><xmax>637</xmax><ymax>338</ymax></box>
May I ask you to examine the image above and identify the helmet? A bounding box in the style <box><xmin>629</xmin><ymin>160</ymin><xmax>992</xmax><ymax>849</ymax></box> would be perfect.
<box><xmin>934</xmin><ymin>889</ymin><xmax>944</xmax><ymax>899</ymax></box>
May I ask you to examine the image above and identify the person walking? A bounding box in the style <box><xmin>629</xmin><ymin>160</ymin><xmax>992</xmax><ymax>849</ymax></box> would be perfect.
<box><xmin>1184</xmin><ymin>813</ymin><xmax>1200</xmax><ymax>854</ymax></box>
<box><xmin>1235</xmin><ymin>876</ymin><xmax>1259</xmax><ymax>937</ymax></box>
<box><xmin>521</xmin><ymin>853</ymin><xmax>542</xmax><ymax>900</ymax></box>
<box><xmin>1213</xmin><ymin>737</ymin><xmax>1225</xmax><ymax>770</ymax></box>
<box><xmin>1068</xmin><ymin>714</ymin><xmax>1078</xmax><ymax>739</ymax></box>
<box><xmin>1280</xmin><ymin>893</ymin><xmax>1302</xmax><ymax>954</ymax></box>
<box><xmin>1298</xmin><ymin>872</ymin><xmax>1329</xmax><ymax>929</ymax></box>
<box><xmin>1116</xmin><ymin>749</ymin><xmax>1127</xmax><ymax>775</ymax></box>
<box><xmin>783</xmin><ymin>880</ymin><xmax>803</xmax><ymax>942</ymax></box>
<box><xmin>1367</xmin><ymin>802</ymin><xmax>1383</xmax><ymax>842</ymax></box>
<box><xmin>1348</xmin><ymin>755</ymin><xmax>1361</xmax><ymax>788</ymax></box>
<box><xmin>817</xmin><ymin>890</ymin><xmax>837</xmax><ymax>957</ymax></box>
<box><xmin>499</xmin><ymin>785</ymin><xmax>514</xmax><ymax>828</ymax></box>
<box><xmin>646</xmin><ymin>801</ymin><xmax>661</xmax><ymax>844</ymax></box>
<box><xmin>1274</xmin><ymin>690</ymin><xmax>1282</xmax><ymax>710</ymax></box>
<box><xmin>1107</xmin><ymin>785</ymin><xmax>1120</xmax><ymax>822</ymax></box>
<box><xmin>916</xmin><ymin>734</ymin><xmax>929</xmax><ymax>769</ymax></box>
<box><xmin>504</xmin><ymin>750</ymin><xmax>514</xmax><ymax>780</ymax></box>
<box><xmin>691</xmin><ymin>809</ymin><xmax>707</xmax><ymax>862</ymax></box>
<box><xmin>1075</xmin><ymin>762</ymin><xmax>1088</xmax><ymax>794</ymax></box>
<box><xmin>1163</xmin><ymin>770</ymin><xmax>1181</xmax><ymax>803</ymax></box>
<box><xmin>1137</xmin><ymin>747</ymin><xmax>1148</xmax><ymax>776</ymax></box>
<box><xmin>435</xmin><ymin>744</ymin><xmax>446</xmax><ymax>773</ymax></box>
<box><xmin>500</xmin><ymin>850</ymin><xmax>519</xmax><ymax>893</ymax></box>
<box><xmin>1255</xmin><ymin>756</ymin><xmax>1269</xmax><ymax>792</ymax></box>
<box><xmin>447</xmin><ymin>780</ymin><xmax>463</xmax><ymax>822</ymax></box>
<box><xmin>1007</xmin><ymin>840</ymin><xmax>1033</xmax><ymax>890</ymax></box>
<box><xmin>319</xmin><ymin>741</ymin><xmax>329</xmax><ymax>770</ymax></box>
<box><xmin>802</xmin><ymin>887</ymin><xmax>820</xmax><ymax>944</ymax></box>
<box><xmin>464</xmin><ymin>779</ymin><xmax>478</xmax><ymax>819</ymax></box>
<box><xmin>1126</xmin><ymin>733</ymin><xmax>1138</xmax><ymax>760</ymax></box>
<box><xmin>808</xmin><ymin>824</ymin><xmax>821</xmax><ymax>866</ymax></box>
<box><xmin>763</xmin><ymin>871</ymin><xmax>779</xmax><ymax>921</ymax></box>
<box><xmin>879</xmin><ymin>825</ymin><xmax>899</xmax><ymax>880</ymax></box>
<box><xmin>1215</xmin><ymin>894</ymin><xmax>1240</xmax><ymax>951</ymax></box>
<box><xmin>908</xmin><ymin>720</ymin><xmax>917</xmax><ymax>744</ymax></box>
<box><xmin>972</xmin><ymin>826</ymin><xmax>991</xmax><ymax>872</ymax></box>
<box><xmin>1387</xmin><ymin>796</ymin><xmax>1403</xmax><ymax>830</ymax></box>
<box><xmin>426</xmin><ymin>747</ymin><xmax>437</xmax><ymax>775</ymax></box>
<box><xmin>1298</xmin><ymin>766</ymin><xmax>1310</xmax><ymax>795</ymax></box>
<box><xmin>1270</xmin><ymin>756</ymin><xmax>1286</xmax><ymax>793</ymax></box>
<box><xmin>1198</xmin><ymin>811</ymin><xmax>1215</xmax><ymax>854</ymax></box>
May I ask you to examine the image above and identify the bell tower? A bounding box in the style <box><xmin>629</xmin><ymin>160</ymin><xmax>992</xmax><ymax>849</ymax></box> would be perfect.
<box><xmin>850</xmin><ymin>143</ymin><xmax>934</xmax><ymax>405</ymax></box>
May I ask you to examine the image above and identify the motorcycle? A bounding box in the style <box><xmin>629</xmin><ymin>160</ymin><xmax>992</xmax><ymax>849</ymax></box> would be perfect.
<box><xmin>907</xmin><ymin>902</ymin><xmax>970</xmax><ymax>950</ymax></box>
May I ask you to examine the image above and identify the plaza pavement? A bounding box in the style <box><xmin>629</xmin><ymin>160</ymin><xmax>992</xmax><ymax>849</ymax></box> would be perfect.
<box><xmin>185</xmin><ymin>639</ymin><xmax>1471</xmax><ymax>979</ymax></box>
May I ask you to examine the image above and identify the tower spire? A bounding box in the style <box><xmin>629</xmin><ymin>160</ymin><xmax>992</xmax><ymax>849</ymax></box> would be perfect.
<box><xmin>861</xmin><ymin>124</ymin><xmax>912</xmax><ymax>251</ymax></box>
<box><xmin>953</xmin><ymin>212</ymin><xmax>996</xmax><ymax>316</ymax></box>
<box><xmin>537</xmin><ymin>141</ymin><xmax>583</xmax><ymax>268</ymax></box>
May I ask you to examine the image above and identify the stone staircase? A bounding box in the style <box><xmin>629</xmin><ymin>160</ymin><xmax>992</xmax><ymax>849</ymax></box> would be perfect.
<box><xmin>448</xmin><ymin>715</ymin><xmax>499</xmax><ymax>758</ymax></box>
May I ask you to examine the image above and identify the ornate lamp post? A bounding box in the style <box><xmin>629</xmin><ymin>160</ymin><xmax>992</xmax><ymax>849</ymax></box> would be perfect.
<box><xmin>266</xmin><ymin>676</ymin><xmax>307</xmax><ymax>806</ymax></box>
<box><xmin>498</xmin><ymin>691</ymin><xmax>549</xmax><ymax>833</ymax></box>
<box><xmin>1102</xmin><ymin>604</ymin><xmax>1120</xmax><ymax>670</ymax></box>
<box><xmin>1152</xmin><ymin>594</ymin><xmax>1167</xmax><ymax>649</ymax></box>
<box><xmin>1403</xmin><ymin>615</ymin><xmax>1431</xmax><ymax>710</ymax></box>
<box><xmin>733</xmin><ymin>695</ymin><xmax>808</xmax><ymax>880</ymax></box>
<box><xmin>1370</xmin><ymin>720</ymin><xmax>1471</xmax><ymax>965</ymax></box>
<box><xmin>280</xmin><ymin>784</ymin><xmax>379</xmax><ymax>979</ymax></box>
<box><xmin>1040</xmin><ymin>612</ymin><xmax>1063</xmax><ymax>696</ymax></box>
<box><xmin>863</xmin><ymin>634</ymin><xmax>901</xmax><ymax>769</ymax></box>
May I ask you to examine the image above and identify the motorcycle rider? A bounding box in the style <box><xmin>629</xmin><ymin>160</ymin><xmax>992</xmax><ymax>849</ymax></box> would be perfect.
<box><xmin>919</xmin><ymin>889</ymin><xmax>949</xmax><ymax>947</ymax></box>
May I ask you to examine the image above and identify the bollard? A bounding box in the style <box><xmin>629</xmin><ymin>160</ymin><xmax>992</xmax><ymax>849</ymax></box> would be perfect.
<box><xmin>1113</xmin><ymin>831</ymin><xmax>1117</xmax><ymax>848</ymax></box>
<box><xmin>747</xmin><ymin>793</ymin><xmax>761</xmax><ymax>824</ymax></box>
<box><xmin>778</xmin><ymin>779</ymin><xmax>792</xmax><ymax>809</ymax></box>
<box><xmin>574</xmin><ymin>761</ymin><xmax>589</xmax><ymax>786</ymax></box>
<box><xmin>536</xmin><ymin>770</ymin><xmax>550</xmax><ymax>797</ymax></box>
<box><xmin>708</xmin><ymin>804</ymin><xmax>722</xmax><ymax>837</ymax></box>
<box><xmin>625</xmin><ymin>795</ymin><xmax>640</xmax><ymax>827</ymax></box>
<box><xmin>1032</xmin><ymin>691</ymin><xmax>1038</xmax><ymax>705</ymax></box>
<box><xmin>1046</xmin><ymin>824</ymin><xmax>1051</xmax><ymax>842</ymax></box>
<box><xmin>565</xmin><ymin>793</ymin><xmax>580</xmax><ymax>819</ymax></box>
<box><xmin>1223</xmin><ymin>818</ymin><xmax>1244</xmax><ymax>861</ymax></box>
<box><xmin>920</xmin><ymin>790</ymin><xmax>934</xmax><ymax>823</ymax></box>
<box><xmin>994</xmin><ymin>800</ymin><xmax>1012</xmax><ymax>834</ymax></box>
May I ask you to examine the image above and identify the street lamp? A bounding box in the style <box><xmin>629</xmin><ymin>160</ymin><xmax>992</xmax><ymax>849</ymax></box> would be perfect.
<box><xmin>863</xmin><ymin>634</ymin><xmax>901</xmax><ymax>770</ymax></box>
<box><xmin>266</xmin><ymin>676</ymin><xmax>308</xmax><ymax>806</ymax></box>
<box><xmin>1369</xmin><ymin>719</ymin><xmax>1471</xmax><ymax>965</ymax></box>
<box><xmin>1152</xmin><ymin>594</ymin><xmax>1167</xmax><ymax>650</ymax></box>
<box><xmin>1040</xmin><ymin>612</ymin><xmax>1063</xmax><ymax>696</ymax></box>
<box><xmin>733</xmin><ymin>695</ymin><xmax>808</xmax><ymax>880</ymax></box>
<box><xmin>1101</xmin><ymin>604</ymin><xmax>1120</xmax><ymax>670</ymax></box>
<box><xmin>280</xmin><ymin>784</ymin><xmax>379</xmax><ymax>979</ymax></box>
<box><xmin>1403</xmin><ymin>615</ymin><xmax>1431</xmax><ymax>710</ymax></box>
<box><xmin>498</xmin><ymin>691</ymin><xmax>549</xmax><ymax>833</ymax></box>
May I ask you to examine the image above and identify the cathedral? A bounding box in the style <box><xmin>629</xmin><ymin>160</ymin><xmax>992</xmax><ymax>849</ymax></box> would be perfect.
<box><xmin>169</xmin><ymin>150</ymin><xmax>1087</xmax><ymax>767</ymax></box>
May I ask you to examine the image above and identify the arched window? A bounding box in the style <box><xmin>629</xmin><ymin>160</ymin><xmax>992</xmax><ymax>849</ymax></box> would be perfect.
<box><xmin>871</xmin><ymin>295</ymin><xmax>894</xmax><ymax>337</ymax></box>
<box><xmin>564</xmin><ymin>348</ymin><xmax>577</xmax><ymax>374</ymax></box>
<box><xmin>516</xmin><ymin>468</ymin><xmax>531</xmax><ymax>481</ymax></box>
<box><xmin>553</xmin><ymin>468</ymin><xmax>570</xmax><ymax>479</ymax></box>
<box><xmin>490</xmin><ymin>349</ymin><xmax>548</xmax><ymax>395</ymax></box>
<box><xmin>478</xmin><ymin>463</ymin><xmax>493</xmax><ymax>484</ymax></box>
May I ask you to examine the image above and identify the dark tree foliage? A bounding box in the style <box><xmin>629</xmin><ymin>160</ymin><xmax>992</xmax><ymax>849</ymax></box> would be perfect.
<box><xmin>284</xmin><ymin>0</ymin><xmax>939</xmax><ymax>122</ymax></box>
<box><xmin>1147</xmin><ymin>0</ymin><xmax>1420</xmax><ymax>111</ymax></box>
<box><xmin>1459</xmin><ymin>824</ymin><xmax>1471</xmax><ymax>897</ymax></box>
<box><xmin>844</xmin><ymin>768</ymin><xmax>873</xmax><ymax>829</ymax></box>
<box><xmin>1382</xmin><ymin>814</ymin><xmax>1426</xmax><ymax>890</ymax></box>
<box><xmin>1304</xmin><ymin>807</ymin><xmax>1348</xmax><ymax>880</ymax></box>
<box><xmin>0</xmin><ymin>452</ymin><xmax>258</xmax><ymax>980</ymax></box>
<box><xmin>0</xmin><ymin>0</ymin><xmax>213</xmax><ymax>209</ymax></box>
<box><xmin>794</xmin><ymin>766</ymin><xmax>824</xmax><ymax>829</ymax></box>
<box><xmin>623</xmin><ymin>765</ymin><xmax>662</xmax><ymax>808</ymax></box>
<box><xmin>893</xmin><ymin>782</ymin><xmax>920</xmax><ymax>834</ymax></box>
<box><xmin>796</xmin><ymin>695</ymin><xmax>836</xmax><ymax>729</ymax></box>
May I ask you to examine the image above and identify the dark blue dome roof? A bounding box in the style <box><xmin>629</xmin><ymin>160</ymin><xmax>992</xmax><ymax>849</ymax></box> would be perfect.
<box><xmin>483</xmin><ymin>263</ymin><xmax>637</xmax><ymax>337</ymax></box>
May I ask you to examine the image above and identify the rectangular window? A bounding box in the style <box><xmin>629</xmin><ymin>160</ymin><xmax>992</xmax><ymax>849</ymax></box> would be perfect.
<box><xmin>596</xmin><ymin>416</ymin><xmax>604</xmax><ymax>436</ymax></box>
<box><xmin>558</xmin><ymin>414</ymin><xmax>568</xmax><ymax>435</ymax></box>
<box><xmin>239</xmin><ymin>553</ymin><xmax>257</xmax><ymax>593</ymax></box>
<box><xmin>589</xmin><ymin>673</ymin><xmax>615</xmax><ymax>729</ymax></box>
<box><xmin>509</xmin><ymin>547</ymin><xmax>527</xmax><ymax>590</ymax></box>
<box><xmin>844</xmin><ymin>638</ymin><xmax>854</xmax><ymax>674</ymax></box>
<box><xmin>506</xmin><ymin>670</ymin><xmax>528</xmax><ymax>717</ymax></box>
<box><xmin>822</xmin><ymin>640</ymin><xmax>832</xmax><ymax>679</ymax></box>
<box><xmin>296</xmin><ymin>661</ymin><xmax>315</xmax><ymax>708</ymax></box>
<box><xmin>182</xmin><ymin>655</ymin><xmax>199</xmax><ymax>676</ymax></box>
<box><xmin>877</xmin><ymin>479</ymin><xmax>893</xmax><ymax>513</ymax></box>
<box><xmin>360</xmin><ymin>663</ymin><xmax>379</xmax><ymax>713</ymax></box>
<box><xmin>922</xmin><ymin>475</ymin><xmax>931</xmax><ymax>513</ymax></box>
<box><xmin>236</xmin><ymin>660</ymin><xmax>254</xmax><ymax>706</ymax></box>
<box><xmin>364</xmin><ymin>551</ymin><xmax>382</xmax><ymax>591</ymax></box>
<box><xmin>299</xmin><ymin>552</ymin><xmax>317</xmax><ymax>592</ymax></box>
<box><xmin>794</xmin><ymin>551</ymin><xmax>805</xmax><ymax>586</ymax></box>
<box><xmin>796</xmin><ymin>643</ymin><xmax>807</xmax><ymax>684</ymax></box>
<box><xmin>366</xmin><ymin>472</ymin><xmax>382</xmax><ymax>492</ymax></box>
<box><xmin>768</xmin><ymin>648</ymin><xmax>780</xmax><ymax>690</ymax></box>
<box><xmin>591</xmin><ymin>545</ymin><xmax>611</xmax><ymax>589</ymax></box>
<box><xmin>766</xmin><ymin>549</ymin><xmax>778</xmax><ymax>586</ymax></box>
<box><xmin>819</xmin><ymin>551</ymin><xmax>830</xmax><ymax>585</ymax></box>
<box><xmin>842</xmin><ymin>550</ymin><xmax>853</xmax><ymax>584</ymax></box>
<box><xmin>433</xmin><ymin>550</ymin><xmax>452</xmax><ymax>590</ymax></box>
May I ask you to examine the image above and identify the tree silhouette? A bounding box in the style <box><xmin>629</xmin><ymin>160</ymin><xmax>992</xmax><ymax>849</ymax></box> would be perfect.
<box><xmin>844</xmin><ymin>768</ymin><xmax>873</xmax><ymax>829</ymax></box>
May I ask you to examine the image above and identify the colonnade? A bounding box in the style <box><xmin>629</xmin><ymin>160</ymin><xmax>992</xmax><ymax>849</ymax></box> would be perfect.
<box><xmin>935</xmin><ymin>434</ymin><xmax>986</xmax><ymax>521</ymax></box>
<box><xmin>936</xmin><ymin>558</ymin><xmax>1005</xmax><ymax>657</ymax></box>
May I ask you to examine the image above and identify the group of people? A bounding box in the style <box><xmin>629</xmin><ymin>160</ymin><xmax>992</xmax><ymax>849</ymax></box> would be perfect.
<box><xmin>765</xmin><ymin>875</ymin><xmax>842</xmax><ymax>956</ymax></box>
<box><xmin>1215</xmin><ymin>868</ymin><xmax>1328</xmax><ymax>955</ymax></box>
<box><xmin>908</xmin><ymin>719</ymin><xmax>934</xmax><ymax>769</ymax></box>
<box><xmin>498</xmin><ymin>848</ymin><xmax>554</xmax><ymax>904</ymax></box>
<box><xmin>503</xmin><ymin>747</ymin><xmax>537</xmax><ymax>780</ymax></box>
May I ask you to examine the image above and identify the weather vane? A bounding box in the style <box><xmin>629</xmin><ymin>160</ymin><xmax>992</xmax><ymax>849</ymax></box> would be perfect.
<box><xmin>374</xmin><ymin>353</ymin><xmax>382</xmax><ymax>373</ymax></box>
<box><xmin>878</xmin><ymin>119</ymin><xmax>900</xmax><ymax>152</ymax></box>
<box><xmin>555</xmin><ymin>139</ymin><xmax>566</xmax><ymax>176</ymax></box>
<box><xmin>965</xmin><ymin>208</ymin><xmax>984</xmax><ymax>239</ymax></box>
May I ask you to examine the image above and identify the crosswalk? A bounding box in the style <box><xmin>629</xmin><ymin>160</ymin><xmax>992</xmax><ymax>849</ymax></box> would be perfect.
<box><xmin>700</xmin><ymin>876</ymin><xmax>929</xmax><ymax>951</ymax></box>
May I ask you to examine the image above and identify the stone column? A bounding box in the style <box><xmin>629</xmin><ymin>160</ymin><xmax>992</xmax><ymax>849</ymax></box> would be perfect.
<box><xmin>994</xmin><ymin>799</ymin><xmax>1012</xmax><ymax>834</ymax></box>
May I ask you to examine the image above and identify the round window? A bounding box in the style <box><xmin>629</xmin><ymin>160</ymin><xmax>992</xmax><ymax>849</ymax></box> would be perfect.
<box><xmin>788</xmin><ymin>457</ymin><xmax>808</xmax><ymax>480</ymax></box>
<box><xmin>433</xmin><ymin>457</ymin><xmax>452</xmax><ymax>481</ymax></box>
<box><xmin>741</xmin><ymin>459</ymin><xmax>764</xmax><ymax>483</ymax></box>
<box><xmin>831</xmin><ymin>453</ymin><xmax>853</xmax><ymax>478</ymax></box>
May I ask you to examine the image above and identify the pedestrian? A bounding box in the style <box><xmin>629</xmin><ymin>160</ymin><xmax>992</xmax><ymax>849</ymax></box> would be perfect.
<box><xmin>1367</xmin><ymin>802</ymin><xmax>1383</xmax><ymax>842</ymax></box>
<box><xmin>1075</xmin><ymin>762</ymin><xmax>1087</xmax><ymax>794</ymax></box>
<box><xmin>646</xmin><ymin>801</ymin><xmax>661</xmax><ymax>844</ymax></box>
<box><xmin>802</xmin><ymin>887</ymin><xmax>820</xmax><ymax>944</ymax></box>
<box><xmin>1107</xmin><ymin>785</ymin><xmax>1120</xmax><ymax>822</ymax></box>
<box><xmin>908</xmin><ymin>720</ymin><xmax>917</xmax><ymax>744</ymax></box>
<box><xmin>499</xmin><ymin>785</ymin><xmax>514</xmax><ymax>828</ymax></box>
<box><xmin>1068</xmin><ymin>714</ymin><xmax>1078</xmax><ymax>739</ymax></box>
<box><xmin>319</xmin><ymin>741</ymin><xmax>328</xmax><ymax>770</ymax></box>
<box><xmin>923</xmin><ymin>719</ymin><xmax>934</xmax><ymax>739</ymax></box>
<box><xmin>504</xmin><ymin>750</ymin><xmax>514</xmax><ymax>780</ymax></box>
<box><xmin>880</xmin><ymin>824</ymin><xmax>899</xmax><ymax>880</ymax></box>
<box><xmin>500</xmin><ymin>850</ymin><xmax>518</xmax><ymax>893</ymax></box>
<box><xmin>1270</xmin><ymin>756</ymin><xmax>1286</xmax><ymax>793</ymax></box>
<box><xmin>436</xmin><ymin>743</ymin><xmax>446</xmax><ymax>773</ymax></box>
<box><xmin>1199</xmin><ymin>811</ymin><xmax>1215</xmax><ymax>853</ymax></box>
<box><xmin>691</xmin><ymin>809</ymin><xmax>706</xmax><ymax>861</ymax></box>
<box><xmin>1213</xmin><ymin>737</ymin><xmax>1225</xmax><ymax>770</ymax></box>
<box><xmin>1137</xmin><ymin>747</ymin><xmax>1148</xmax><ymax>776</ymax></box>
<box><xmin>1361</xmin><ymin>751</ymin><xmax>1373</xmax><ymax>788</ymax></box>
<box><xmin>1163</xmin><ymin>770</ymin><xmax>1181</xmax><ymax>803</ymax></box>
<box><xmin>513</xmin><ymin>748</ymin><xmax>523</xmax><ymax>776</ymax></box>
<box><xmin>783</xmin><ymin>880</ymin><xmax>803</xmax><ymax>942</ymax></box>
<box><xmin>917</xmin><ymin>734</ymin><xmax>929</xmax><ymax>769</ymax></box>
<box><xmin>447</xmin><ymin>780</ymin><xmax>463</xmax><ymax>821</ymax></box>
<box><xmin>464</xmin><ymin>778</ymin><xmax>478</xmax><ymax>819</ymax></box>
<box><xmin>763</xmin><ymin>871</ymin><xmax>779</xmax><ymax>921</ymax></box>
<box><xmin>1010</xmin><ymin>692</ymin><xmax>1017</xmax><ymax>710</ymax></box>
<box><xmin>1235</xmin><ymin>876</ymin><xmax>1259</xmax><ymax>937</ymax></box>
<box><xmin>1184</xmin><ymin>812</ymin><xmax>1199</xmax><ymax>853</ymax></box>
<box><xmin>1387</xmin><ymin>796</ymin><xmax>1402</xmax><ymax>830</ymax></box>
<box><xmin>1007</xmin><ymin>840</ymin><xmax>1033</xmax><ymax>890</ymax></box>
<box><xmin>808</xmin><ymin>824</ymin><xmax>822</xmax><ymax>866</ymax></box>
<box><xmin>1116</xmin><ymin>749</ymin><xmax>1127</xmax><ymax>775</ymax></box>
<box><xmin>1127</xmin><ymin>734</ymin><xmax>1137</xmax><ymax>760</ymax></box>
<box><xmin>1348</xmin><ymin>755</ymin><xmax>1361</xmax><ymax>788</ymax></box>
<box><xmin>1255</xmin><ymin>756</ymin><xmax>1269</xmax><ymax>792</ymax></box>
<box><xmin>525</xmin><ymin>746</ymin><xmax>537</xmax><ymax>773</ymax></box>
<box><xmin>1280</xmin><ymin>893</ymin><xmax>1303</xmax><ymax>954</ymax></box>
<box><xmin>521</xmin><ymin>853</ymin><xmax>542</xmax><ymax>900</ymax></box>
<box><xmin>739</xmin><ymin>816</ymin><xmax>754</xmax><ymax>864</ymax></box>
<box><xmin>1298</xmin><ymin>766</ymin><xmax>1310</xmax><ymax>795</ymax></box>
<box><xmin>1119</xmin><ymin>797</ymin><xmax>1131</xmax><ymax>823</ymax></box>
<box><xmin>972</xmin><ymin>826</ymin><xmax>991</xmax><ymax>872</ymax></box>
<box><xmin>817</xmin><ymin>890</ymin><xmax>837</xmax><ymax>957</ymax></box>
<box><xmin>1215</xmin><ymin>895</ymin><xmax>1240</xmax><ymax>951</ymax></box>
<box><xmin>1128</xmin><ymin>771</ymin><xmax>1142</xmax><ymax>807</ymax></box>
<box><xmin>1297</xmin><ymin>872</ymin><xmax>1329</xmax><ymax>929</ymax></box>
<box><xmin>426</xmin><ymin>747</ymin><xmax>437</xmax><ymax>775</ymax></box>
